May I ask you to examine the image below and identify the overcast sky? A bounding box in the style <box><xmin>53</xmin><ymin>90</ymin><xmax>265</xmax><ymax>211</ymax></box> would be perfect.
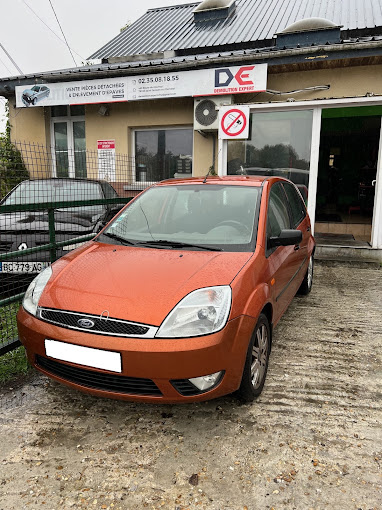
<box><xmin>0</xmin><ymin>0</ymin><xmax>194</xmax><ymax>132</ymax></box>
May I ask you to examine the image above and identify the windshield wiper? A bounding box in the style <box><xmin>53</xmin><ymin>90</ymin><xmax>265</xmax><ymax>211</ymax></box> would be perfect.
<box><xmin>137</xmin><ymin>239</ymin><xmax>223</xmax><ymax>251</ymax></box>
<box><xmin>100</xmin><ymin>232</ymin><xmax>136</xmax><ymax>246</ymax></box>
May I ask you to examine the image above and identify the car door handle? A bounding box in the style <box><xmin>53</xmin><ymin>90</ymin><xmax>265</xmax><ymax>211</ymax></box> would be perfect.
<box><xmin>294</xmin><ymin>244</ymin><xmax>300</xmax><ymax>251</ymax></box>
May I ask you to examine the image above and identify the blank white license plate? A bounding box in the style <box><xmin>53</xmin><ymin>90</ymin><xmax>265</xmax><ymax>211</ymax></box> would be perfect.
<box><xmin>44</xmin><ymin>339</ymin><xmax>122</xmax><ymax>373</ymax></box>
<box><xmin>0</xmin><ymin>261</ymin><xmax>50</xmax><ymax>273</ymax></box>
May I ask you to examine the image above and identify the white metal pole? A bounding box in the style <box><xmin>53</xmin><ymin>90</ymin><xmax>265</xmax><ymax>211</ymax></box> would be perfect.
<box><xmin>371</xmin><ymin>118</ymin><xmax>382</xmax><ymax>249</ymax></box>
<box><xmin>217</xmin><ymin>136</ymin><xmax>227</xmax><ymax>176</ymax></box>
<box><xmin>307</xmin><ymin>107</ymin><xmax>322</xmax><ymax>235</ymax></box>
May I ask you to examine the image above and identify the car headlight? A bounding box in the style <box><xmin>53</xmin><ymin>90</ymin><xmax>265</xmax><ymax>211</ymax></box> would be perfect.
<box><xmin>22</xmin><ymin>266</ymin><xmax>52</xmax><ymax>316</ymax></box>
<box><xmin>156</xmin><ymin>286</ymin><xmax>231</xmax><ymax>338</ymax></box>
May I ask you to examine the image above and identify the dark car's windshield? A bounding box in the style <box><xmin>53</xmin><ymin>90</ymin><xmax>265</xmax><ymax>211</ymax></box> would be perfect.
<box><xmin>3</xmin><ymin>180</ymin><xmax>104</xmax><ymax>214</ymax></box>
<box><xmin>102</xmin><ymin>184</ymin><xmax>261</xmax><ymax>251</ymax></box>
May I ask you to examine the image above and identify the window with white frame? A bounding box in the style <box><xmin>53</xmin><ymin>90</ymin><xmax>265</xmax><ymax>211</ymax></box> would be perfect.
<box><xmin>51</xmin><ymin>105</ymin><xmax>86</xmax><ymax>178</ymax></box>
<box><xmin>133</xmin><ymin>127</ymin><xmax>193</xmax><ymax>182</ymax></box>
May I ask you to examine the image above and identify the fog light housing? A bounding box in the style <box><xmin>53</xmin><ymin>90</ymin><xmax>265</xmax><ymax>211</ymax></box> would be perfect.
<box><xmin>189</xmin><ymin>371</ymin><xmax>223</xmax><ymax>391</ymax></box>
<box><xmin>171</xmin><ymin>371</ymin><xmax>224</xmax><ymax>396</ymax></box>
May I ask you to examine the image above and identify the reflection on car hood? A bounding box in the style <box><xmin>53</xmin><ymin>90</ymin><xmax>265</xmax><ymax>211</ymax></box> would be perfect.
<box><xmin>0</xmin><ymin>210</ymin><xmax>101</xmax><ymax>233</ymax></box>
<box><xmin>40</xmin><ymin>242</ymin><xmax>252</xmax><ymax>326</ymax></box>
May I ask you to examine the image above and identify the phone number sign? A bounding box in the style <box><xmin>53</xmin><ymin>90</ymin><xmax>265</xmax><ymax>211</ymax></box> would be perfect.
<box><xmin>219</xmin><ymin>106</ymin><xmax>250</xmax><ymax>139</ymax></box>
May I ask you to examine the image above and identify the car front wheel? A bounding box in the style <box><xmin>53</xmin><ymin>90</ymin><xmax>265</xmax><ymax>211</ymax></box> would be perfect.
<box><xmin>237</xmin><ymin>313</ymin><xmax>270</xmax><ymax>402</ymax></box>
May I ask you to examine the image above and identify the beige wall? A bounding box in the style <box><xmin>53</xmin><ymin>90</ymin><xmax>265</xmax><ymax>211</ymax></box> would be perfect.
<box><xmin>85</xmin><ymin>97</ymin><xmax>194</xmax><ymax>155</ymax></box>
<box><xmin>193</xmin><ymin>131</ymin><xmax>218</xmax><ymax>177</ymax></box>
<box><xmin>9</xmin><ymin>98</ymin><xmax>50</xmax><ymax>146</ymax></box>
<box><xmin>248</xmin><ymin>64</ymin><xmax>382</xmax><ymax>103</ymax></box>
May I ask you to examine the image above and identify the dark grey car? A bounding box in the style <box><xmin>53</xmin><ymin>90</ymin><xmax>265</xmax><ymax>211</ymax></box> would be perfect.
<box><xmin>0</xmin><ymin>178</ymin><xmax>123</xmax><ymax>295</ymax></box>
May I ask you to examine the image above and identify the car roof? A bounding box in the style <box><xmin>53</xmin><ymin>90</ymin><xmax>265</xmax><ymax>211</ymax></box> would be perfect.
<box><xmin>156</xmin><ymin>176</ymin><xmax>268</xmax><ymax>187</ymax></box>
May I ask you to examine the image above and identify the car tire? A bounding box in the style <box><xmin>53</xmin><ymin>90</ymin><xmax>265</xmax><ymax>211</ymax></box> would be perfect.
<box><xmin>237</xmin><ymin>313</ymin><xmax>270</xmax><ymax>402</ymax></box>
<box><xmin>32</xmin><ymin>98</ymin><xmax>37</xmax><ymax>105</ymax></box>
<box><xmin>298</xmin><ymin>255</ymin><xmax>314</xmax><ymax>295</ymax></box>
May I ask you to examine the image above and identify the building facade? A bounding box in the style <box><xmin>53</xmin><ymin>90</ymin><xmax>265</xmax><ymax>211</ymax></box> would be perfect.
<box><xmin>1</xmin><ymin>0</ymin><xmax>382</xmax><ymax>258</ymax></box>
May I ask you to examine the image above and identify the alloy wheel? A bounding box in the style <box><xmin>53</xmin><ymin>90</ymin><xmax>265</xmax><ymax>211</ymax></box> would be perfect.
<box><xmin>250</xmin><ymin>324</ymin><xmax>268</xmax><ymax>389</ymax></box>
<box><xmin>307</xmin><ymin>256</ymin><xmax>313</xmax><ymax>289</ymax></box>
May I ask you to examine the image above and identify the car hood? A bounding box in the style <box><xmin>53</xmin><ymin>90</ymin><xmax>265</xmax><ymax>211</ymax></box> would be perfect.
<box><xmin>23</xmin><ymin>89</ymin><xmax>34</xmax><ymax>96</ymax></box>
<box><xmin>40</xmin><ymin>241</ymin><xmax>252</xmax><ymax>326</ymax></box>
<box><xmin>0</xmin><ymin>210</ymin><xmax>102</xmax><ymax>233</ymax></box>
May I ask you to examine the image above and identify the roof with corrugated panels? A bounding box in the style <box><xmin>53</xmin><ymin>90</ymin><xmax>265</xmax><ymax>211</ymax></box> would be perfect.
<box><xmin>89</xmin><ymin>0</ymin><xmax>382</xmax><ymax>60</ymax></box>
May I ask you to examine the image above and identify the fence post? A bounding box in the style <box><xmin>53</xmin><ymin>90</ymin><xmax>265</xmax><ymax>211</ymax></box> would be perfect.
<box><xmin>48</xmin><ymin>208</ymin><xmax>57</xmax><ymax>263</ymax></box>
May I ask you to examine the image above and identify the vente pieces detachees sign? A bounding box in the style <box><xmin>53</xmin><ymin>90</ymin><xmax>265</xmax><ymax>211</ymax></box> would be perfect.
<box><xmin>15</xmin><ymin>64</ymin><xmax>267</xmax><ymax>107</ymax></box>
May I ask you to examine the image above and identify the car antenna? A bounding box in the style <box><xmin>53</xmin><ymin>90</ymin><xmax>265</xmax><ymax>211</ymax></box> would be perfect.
<box><xmin>203</xmin><ymin>166</ymin><xmax>214</xmax><ymax>183</ymax></box>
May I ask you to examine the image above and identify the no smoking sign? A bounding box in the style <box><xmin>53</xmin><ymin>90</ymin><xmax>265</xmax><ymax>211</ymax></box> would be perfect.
<box><xmin>219</xmin><ymin>106</ymin><xmax>250</xmax><ymax>139</ymax></box>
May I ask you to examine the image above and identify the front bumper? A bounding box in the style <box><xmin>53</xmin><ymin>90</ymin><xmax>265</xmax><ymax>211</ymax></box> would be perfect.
<box><xmin>17</xmin><ymin>307</ymin><xmax>256</xmax><ymax>403</ymax></box>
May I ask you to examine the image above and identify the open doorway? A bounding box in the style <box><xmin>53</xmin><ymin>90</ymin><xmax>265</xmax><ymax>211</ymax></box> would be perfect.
<box><xmin>315</xmin><ymin>107</ymin><xmax>380</xmax><ymax>245</ymax></box>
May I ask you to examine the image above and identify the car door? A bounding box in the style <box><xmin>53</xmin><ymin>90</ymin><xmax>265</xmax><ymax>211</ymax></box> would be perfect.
<box><xmin>265</xmin><ymin>182</ymin><xmax>301</xmax><ymax>323</ymax></box>
<box><xmin>41</xmin><ymin>86</ymin><xmax>49</xmax><ymax>99</ymax></box>
<box><xmin>282</xmin><ymin>181</ymin><xmax>310</xmax><ymax>288</ymax></box>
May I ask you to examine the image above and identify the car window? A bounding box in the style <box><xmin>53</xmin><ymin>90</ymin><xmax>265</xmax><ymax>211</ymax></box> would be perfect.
<box><xmin>102</xmin><ymin>184</ymin><xmax>261</xmax><ymax>252</ymax></box>
<box><xmin>101</xmin><ymin>182</ymin><xmax>118</xmax><ymax>199</ymax></box>
<box><xmin>267</xmin><ymin>182</ymin><xmax>291</xmax><ymax>239</ymax></box>
<box><xmin>282</xmin><ymin>182</ymin><xmax>306</xmax><ymax>228</ymax></box>
<box><xmin>2</xmin><ymin>180</ymin><xmax>105</xmax><ymax>215</ymax></box>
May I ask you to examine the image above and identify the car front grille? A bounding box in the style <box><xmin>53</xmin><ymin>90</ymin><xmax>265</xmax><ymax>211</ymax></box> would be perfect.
<box><xmin>38</xmin><ymin>308</ymin><xmax>158</xmax><ymax>338</ymax></box>
<box><xmin>36</xmin><ymin>355</ymin><xmax>162</xmax><ymax>396</ymax></box>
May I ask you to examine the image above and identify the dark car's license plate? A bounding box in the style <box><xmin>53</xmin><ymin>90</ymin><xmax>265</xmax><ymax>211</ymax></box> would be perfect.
<box><xmin>0</xmin><ymin>262</ymin><xmax>50</xmax><ymax>273</ymax></box>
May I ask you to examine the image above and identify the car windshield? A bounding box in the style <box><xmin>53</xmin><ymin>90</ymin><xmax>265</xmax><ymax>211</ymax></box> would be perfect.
<box><xmin>3</xmin><ymin>180</ymin><xmax>104</xmax><ymax>214</ymax></box>
<box><xmin>31</xmin><ymin>86</ymin><xmax>40</xmax><ymax>92</ymax></box>
<box><xmin>102</xmin><ymin>184</ymin><xmax>261</xmax><ymax>251</ymax></box>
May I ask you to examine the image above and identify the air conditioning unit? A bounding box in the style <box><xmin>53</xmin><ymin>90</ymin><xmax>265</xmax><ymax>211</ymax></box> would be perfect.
<box><xmin>194</xmin><ymin>95</ymin><xmax>233</xmax><ymax>131</ymax></box>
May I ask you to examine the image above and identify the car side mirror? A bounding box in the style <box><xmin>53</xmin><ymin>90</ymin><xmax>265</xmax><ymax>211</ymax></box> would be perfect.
<box><xmin>269</xmin><ymin>229</ymin><xmax>302</xmax><ymax>248</ymax></box>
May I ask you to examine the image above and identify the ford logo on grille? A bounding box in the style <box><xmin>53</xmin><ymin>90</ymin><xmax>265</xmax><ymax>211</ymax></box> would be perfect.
<box><xmin>77</xmin><ymin>318</ymin><xmax>95</xmax><ymax>329</ymax></box>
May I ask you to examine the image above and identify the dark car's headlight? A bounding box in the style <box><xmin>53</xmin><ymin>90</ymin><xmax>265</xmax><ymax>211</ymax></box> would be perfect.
<box><xmin>156</xmin><ymin>286</ymin><xmax>231</xmax><ymax>338</ymax></box>
<box><xmin>23</xmin><ymin>266</ymin><xmax>52</xmax><ymax>316</ymax></box>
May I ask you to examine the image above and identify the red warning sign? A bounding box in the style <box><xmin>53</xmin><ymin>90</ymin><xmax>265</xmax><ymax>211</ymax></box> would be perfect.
<box><xmin>219</xmin><ymin>106</ymin><xmax>250</xmax><ymax>139</ymax></box>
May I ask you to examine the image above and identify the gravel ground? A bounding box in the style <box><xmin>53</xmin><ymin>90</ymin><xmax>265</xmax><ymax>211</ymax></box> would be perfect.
<box><xmin>0</xmin><ymin>261</ymin><xmax>381</xmax><ymax>510</ymax></box>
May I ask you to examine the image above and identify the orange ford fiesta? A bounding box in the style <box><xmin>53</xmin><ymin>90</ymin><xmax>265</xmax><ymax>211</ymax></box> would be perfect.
<box><xmin>17</xmin><ymin>176</ymin><xmax>315</xmax><ymax>403</ymax></box>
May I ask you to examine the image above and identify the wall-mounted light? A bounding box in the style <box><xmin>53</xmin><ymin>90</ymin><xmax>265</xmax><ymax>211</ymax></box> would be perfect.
<box><xmin>98</xmin><ymin>104</ymin><xmax>110</xmax><ymax>116</ymax></box>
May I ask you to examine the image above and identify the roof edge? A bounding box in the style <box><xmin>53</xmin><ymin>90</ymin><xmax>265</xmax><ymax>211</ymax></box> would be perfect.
<box><xmin>2</xmin><ymin>39</ymin><xmax>382</xmax><ymax>97</ymax></box>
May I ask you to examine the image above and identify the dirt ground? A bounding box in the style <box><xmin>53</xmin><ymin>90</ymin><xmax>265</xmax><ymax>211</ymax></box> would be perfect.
<box><xmin>0</xmin><ymin>261</ymin><xmax>381</xmax><ymax>510</ymax></box>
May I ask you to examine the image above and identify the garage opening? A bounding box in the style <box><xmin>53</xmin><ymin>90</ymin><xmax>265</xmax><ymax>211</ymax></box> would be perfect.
<box><xmin>315</xmin><ymin>106</ymin><xmax>381</xmax><ymax>245</ymax></box>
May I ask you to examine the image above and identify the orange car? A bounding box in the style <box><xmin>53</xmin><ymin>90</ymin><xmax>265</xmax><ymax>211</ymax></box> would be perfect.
<box><xmin>17</xmin><ymin>176</ymin><xmax>315</xmax><ymax>403</ymax></box>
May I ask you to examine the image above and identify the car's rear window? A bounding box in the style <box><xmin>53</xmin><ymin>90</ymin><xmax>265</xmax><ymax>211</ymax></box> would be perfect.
<box><xmin>3</xmin><ymin>180</ymin><xmax>104</xmax><ymax>213</ymax></box>
<box><xmin>102</xmin><ymin>184</ymin><xmax>261</xmax><ymax>252</ymax></box>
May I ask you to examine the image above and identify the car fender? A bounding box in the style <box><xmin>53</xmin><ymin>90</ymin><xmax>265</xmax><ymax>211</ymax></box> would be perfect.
<box><xmin>230</xmin><ymin>280</ymin><xmax>272</xmax><ymax>323</ymax></box>
<box><xmin>242</xmin><ymin>282</ymin><xmax>272</xmax><ymax>321</ymax></box>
